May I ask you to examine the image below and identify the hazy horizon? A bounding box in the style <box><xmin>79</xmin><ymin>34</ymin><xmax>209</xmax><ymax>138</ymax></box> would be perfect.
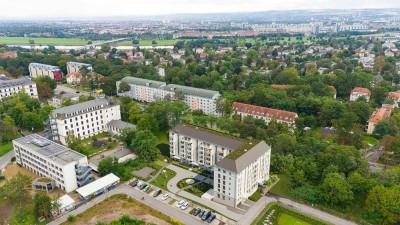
<box><xmin>1</xmin><ymin>0</ymin><xmax>400</xmax><ymax>20</ymax></box>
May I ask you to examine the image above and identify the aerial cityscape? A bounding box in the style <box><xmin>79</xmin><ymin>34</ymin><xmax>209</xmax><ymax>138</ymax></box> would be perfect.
<box><xmin>0</xmin><ymin>1</ymin><xmax>400</xmax><ymax>225</ymax></box>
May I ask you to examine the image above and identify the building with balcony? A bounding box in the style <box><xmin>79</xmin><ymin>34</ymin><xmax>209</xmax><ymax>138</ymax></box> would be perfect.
<box><xmin>0</xmin><ymin>76</ymin><xmax>38</xmax><ymax>99</ymax></box>
<box><xmin>117</xmin><ymin>77</ymin><xmax>221</xmax><ymax>116</ymax></box>
<box><xmin>169</xmin><ymin>124</ymin><xmax>271</xmax><ymax>208</ymax></box>
<box><xmin>13</xmin><ymin>134</ymin><xmax>93</xmax><ymax>192</ymax></box>
<box><xmin>28</xmin><ymin>63</ymin><xmax>63</xmax><ymax>81</ymax></box>
<box><xmin>49</xmin><ymin>98</ymin><xmax>121</xmax><ymax>145</ymax></box>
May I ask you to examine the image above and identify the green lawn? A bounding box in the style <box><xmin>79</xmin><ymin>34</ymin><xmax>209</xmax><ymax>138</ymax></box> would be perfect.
<box><xmin>249</xmin><ymin>188</ymin><xmax>263</xmax><ymax>202</ymax></box>
<box><xmin>0</xmin><ymin>142</ymin><xmax>13</xmax><ymax>157</ymax></box>
<box><xmin>362</xmin><ymin>135</ymin><xmax>378</xmax><ymax>146</ymax></box>
<box><xmin>150</xmin><ymin>168</ymin><xmax>176</xmax><ymax>190</ymax></box>
<box><xmin>0</xmin><ymin>37</ymin><xmax>88</xmax><ymax>46</ymax></box>
<box><xmin>278</xmin><ymin>213</ymin><xmax>311</xmax><ymax>225</ymax></box>
<box><xmin>269</xmin><ymin>174</ymin><xmax>291</xmax><ymax>198</ymax></box>
<box><xmin>185</xmin><ymin>182</ymin><xmax>213</xmax><ymax>197</ymax></box>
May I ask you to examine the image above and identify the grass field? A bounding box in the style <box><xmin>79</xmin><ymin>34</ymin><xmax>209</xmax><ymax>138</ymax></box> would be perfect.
<box><xmin>185</xmin><ymin>182</ymin><xmax>213</xmax><ymax>197</ymax></box>
<box><xmin>269</xmin><ymin>174</ymin><xmax>291</xmax><ymax>198</ymax></box>
<box><xmin>0</xmin><ymin>142</ymin><xmax>13</xmax><ymax>157</ymax></box>
<box><xmin>150</xmin><ymin>168</ymin><xmax>176</xmax><ymax>190</ymax></box>
<box><xmin>278</xmin><ymin>213</ymin><xmax>311</xmax><ymax>225</ymax></box>
<box><xmin>362</xmin><ymin>135</ymin><xmax>378</xmax><ymax>146</ymax></box>
<box><xmin>0</xmin><ymin>37</ymin><xmax>88</xmax><ymax>46</ymax></box>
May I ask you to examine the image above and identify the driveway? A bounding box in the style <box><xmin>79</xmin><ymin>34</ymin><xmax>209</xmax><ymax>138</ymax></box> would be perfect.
<box><xmin>0</xmin><ymin>151</ymin><xmax>14</xmax><ymax>170</ymax></box>
<box><xmin>48</xmin><ymin>184</ymin><xmax>205</xmax><ymax>225</ymax></box>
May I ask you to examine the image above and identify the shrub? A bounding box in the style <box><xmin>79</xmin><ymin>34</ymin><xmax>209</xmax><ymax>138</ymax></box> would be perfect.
<box><xmin>67</xmin><ymin>215</ymin><xmax>75</xmax><ymax>222</ymax></box>
<box><xmin>11</xmin><ymin>157</ymin><xmax>16</xmax><ymax>162</ymax></box>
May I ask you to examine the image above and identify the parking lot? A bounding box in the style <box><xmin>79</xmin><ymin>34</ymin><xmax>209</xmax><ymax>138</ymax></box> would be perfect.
<box><xmin>130</xmin><ymin>179</ymin><xmax>223</xmax><ymax>225</ymax></box>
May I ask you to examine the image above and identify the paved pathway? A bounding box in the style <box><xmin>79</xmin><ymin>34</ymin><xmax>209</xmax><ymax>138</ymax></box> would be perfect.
<box><xmin>0</xmin><ymin>151</ymin><xmax>14</xmax><ymax>170</ymax></box>
<box><xmin>48</xmin><ymin>184</ymin><xmax>205</xmax><ymax>225</ymax></box>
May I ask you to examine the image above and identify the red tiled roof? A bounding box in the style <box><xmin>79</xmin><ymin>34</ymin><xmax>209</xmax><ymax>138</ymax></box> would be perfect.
<box><xmin>1</xmin><ymin>51</ymin><xmax>17</xmax><ymax>59</ymax></box>
<box><xmin>368</xmin><ymin>107</ymin><xmax>393</xmax><ymax>123</ymax></box>
<box><xmin>388</xmin><ymin>90</ymin><xmax>400</xmax><ymax>102</ymax></box>
<box><xmin>271</xmin><ymin>84</ymin><xmax>289</xmax><ymax>89</ymax></box>
<box><xmin>232</xmin><ymin>102</ymin><xmax>298</xmax><ymax>123</ymax></box>
<box><xmin>351</xmin><ymin>87</ymin><xmax>371</xmax><ymax>96</ymax></box>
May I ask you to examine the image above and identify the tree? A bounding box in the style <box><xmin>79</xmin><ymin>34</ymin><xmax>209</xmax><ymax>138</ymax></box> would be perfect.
<box><xmin>65</xmin><ymin>132</ymin><xmax>81</xmax><ymax>150</ymax></box>
<box><xmin>132</xmin><ymin>40</ymin><xmax>139</xmax><ymax>45</ymax></box>
<box><xmin>174</xmin><ymin>90</ymin><xmax>185</xmax><ymax>101</ymax></box>
<box><xmin>320</xmin><ymin>173</ymin><xmax>354</xmax><ymax>207</ymax></box>
<box><xmin>0</xmin><ymin>172</ymin><xmax>32</xmax><ymax>204</ymax></box>
<box><xmin>61</xmin><ymin>97</ymin><xmax>73</xmax><ymax>107</ymax></box>
<box><xmin>36</xmin><ymin>82</ymin><xmax>53</xmax><ymax>99</ymax></box>
<box><xmin>34</xmin><ymin>193</ymin><xmax>53</xmax><ymax>219</ymax></box>
<box><xmin>128</xmin><ymin>102</ymin><xmax>142</xmax><ymax>124</ymax></box>
<box><xmin>137</xmin><ymin>114</ymin><xmax>159</xmax><ymax>134</ymax></box>
<box><xmin>373</xmin><ymin>120</ymin><xmax>390</xmax><ymax>139</ymax></box>
<box><xmin>166</xmin><ymin>101</ymin><xmax>189</xmax><ymax>126</ymax></box>
<box><xmin>130</xmin><ymin>130</ymin><xmax>159</xmax><ymax>161</ymax></box>
<box><xmin>118</xmin><ymin>81</ymin><xmax>131</xmax><ymax>93</ymax></box>
<box><xmin>0</xmin><ymin>116</ymin><xmax>19</xmax><ymax>143</ymax></box>
<box><xmin>366</xmin><ymin>185</ymin><xmax>400</xmax><ymax>225</ymax></box>
<box><xmin>21</xmin><ymin>111</ymin><xmax>44</xmax><ymax>131</ymax></box>
<box><xmin>100</xmin><ymin>44</ymin><xmax>111</xmax><ymax>53</ymax></box>
<box><xmin>98</xmin><ymin>157</ymin><xmax>119</xmax><ymax>176</ymax></box>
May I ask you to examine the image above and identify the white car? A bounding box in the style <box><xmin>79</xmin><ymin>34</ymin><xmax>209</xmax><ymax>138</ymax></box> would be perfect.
<box><xmin>180</xmin><ymin>202</ymin><xmax>190</xmax><ymax>210</ymax></box>
<box><xmin>161</xmin><ymin>193</ymin><xmax>170</xmax><ymax>201</ymax></box>
<box><xmin>176</xmin><ymin>200</ymin><xmax>186</xmax><ymax>207</ymax></box>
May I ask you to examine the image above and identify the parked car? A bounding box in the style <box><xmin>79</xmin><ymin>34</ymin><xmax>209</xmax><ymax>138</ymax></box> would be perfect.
<box><xmin>130</xmin><ymin>179</ymin><xmax>139</xmax><ymax>187</ymax></box>
<box><xmin>180</xmin><ymin>202</ymin><xmax>190</xmax><ymax>210</ymax></box>
<box><xmin>161</xmin><ymin>193</ymin><xmax>170</xmax><ymax>201</ymax></box>
<box><xmin>153</xmin><ymin>189</ymin><xmax>162</xmax><ymax>197</ymax></box>
<box><xmin>193</xmin><ymin>208</ymin><xmax>201</xmax><ymax>216</ymax></box>
<box><xmin>198</xmin><ymin>209</ymin><xmax>205</xmax><ymax>218</ymax></box>
<box><xmin>202</xmin><ymin>211</ymin><xmax>211</xmax><ymax>221</ymax></box>
<box><xmin>143</xmin><ymin>185</ymin><xmax>151</xmax><ymax>192</ymax></box>
<box><xmin>140</xmin><ymin>184</ymin><xmax>147</xmax><ymax>190</ymax></box>
<box><xmin>207</xmin><ymin>213</ymin><xmax>216</xmax><ymax>223</ymax></box>
<box><xmin>176</xmin><ymin>200</ymin><xmax>186</xmax><ymax>207</ymax></box>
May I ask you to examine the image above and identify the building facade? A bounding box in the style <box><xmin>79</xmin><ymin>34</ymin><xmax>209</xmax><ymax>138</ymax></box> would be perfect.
<box><xmin>350</xmin><ymin>87</ymin><xmax>371</xmax><ymax>102</ymax></box>
<box><xmin>232</xmin><ymin>102</ymin><xmax>298</xmax><ymax>126</ymax></box>
<box><xmin>49</xmin><ymin>98</ymin><xmax>121</xmax><ymax>145</ymax></box>
<box><xmin>367</xmin><ymin>106</ymin><xmax>394</xmax><ymax>134</ymax></box>
<box><xmin>117</xmin><ymin>77</ymin><xmax>221</xmax><ymax>115</ymax></box>
<box><xmin>169</xmin><ymin>124</ymin><xmax>271</xmax><ymax>208</ymax></box>
<box><xmin>29</xmin><ymin>63</ymin><xmax>63</xmax><ymax>80</ymax></box>
<box><xmin>66</xmin><ymin>62</ymin><xmax>93</xmax><ymax>74</ymax></box>
<box><xmin>0</xmin><ymin>77</ymin><xmax>38</xmax><ymax>99</ymax></box>
<box><xmin>13</xmin><ymin>134</ymin><xmax>93</xmax><ymax>192</ymax></box>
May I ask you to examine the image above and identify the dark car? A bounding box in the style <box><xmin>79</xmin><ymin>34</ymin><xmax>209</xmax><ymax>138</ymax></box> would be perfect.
<box><xmin>130</xmin><ymin>179</ymin><xmax>139</xmax><ymax>187</ymax></box>
<box><xmin>140</xmin><ymin>183</ymin><xmax>147</xmax><ymax>190</ymax></box>
<box><xmin>197</xmin><ymin>209</ymin><xmax>205</xmax><ymax>218</ymax></box>
<box><xmin>202</xmin><ymin>211</ymin><xmax>211</xmax><ymax>221</ymax></box>
<box><xmin>207</xmin><ymin>213</ymin><xmax>216</xmax><ymax>223</ymax></box>
<box><xmin>153</xmin><ymin>189</ymin><xmax>162</xmax><ymax>197</ymax></box>
<box><xmin>193</xmin><ymin>208</ymin><xmax>201</xmax><ymax>216</ymax></box>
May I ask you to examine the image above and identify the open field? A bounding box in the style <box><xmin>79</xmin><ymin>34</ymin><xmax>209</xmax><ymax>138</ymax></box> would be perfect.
<box><xmin>61</xmin><ymin>194</ymin><xmax>177</xmax><ymax>225</ymax></box>
<box><xmin>0</xmin><ymin>37</ymin><xmax>88</xmax><ymax>46</ymax></box>
<box><xmin>0</xmin><ymin>142</ymin><xmax>13</xmax><ymax>157</ymax></box>
<box><xmin>278</xmin><ymin>213</ymin><xmax>311</xmax><ymax>225</ymax></box>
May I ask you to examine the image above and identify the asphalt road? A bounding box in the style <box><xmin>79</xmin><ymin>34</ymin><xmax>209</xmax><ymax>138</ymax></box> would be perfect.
<box><xmin>48</xmin><ymin>184</ymin><xmax>205</xmax><ymax>225</ymax></box>
<box><xmin>0</xmin><ymin>151</ymin><xmax>14</xmax><ymax>170</ymax></box>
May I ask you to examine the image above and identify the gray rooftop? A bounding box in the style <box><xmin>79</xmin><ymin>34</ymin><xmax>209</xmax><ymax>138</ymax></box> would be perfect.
<box><xmin>67</xmin><ymin>62</ymin><xmax>92</xmax><ymax>67</ymax></box>
<box><xmin>215</xmin><ymin>141</ymin><xmax>271</xmax><ymax>173</ymax></box>
<box><xmin>52</xmin><ymin>98</ymin><xmax>113</xmax><ymax>116</ymax></box>
<box><xmin>29</xmin><ymin>63</ymin><xmax>59</xmax><ymax>70</ymax></box>
<box><xmin>121</xmin><ymin>76</ymin><xmax>166</xmax><ymax>88</ymax></box>
<box><xmin>163</xmin><ymin>84</ymin><xmax>220</xmax><ymax>99</ymax></box>
<box><xmin>13</xmin><ymin>134</ymin><xmax>86</xmax><ymax>166</ymax></box>
<box><xmin>0</xmin><ymin>77</ymin><xmax>35</xmax><ymax>88</ymax></box>
<box><xmin>106</xmin><ymin>120</ymin><xmax>136</xmax><ymax>130</ymax></box>
<box><xmin>171</xmin><ymin>124</ymin><xmax>244</xmax><ymax>149</ymax></box>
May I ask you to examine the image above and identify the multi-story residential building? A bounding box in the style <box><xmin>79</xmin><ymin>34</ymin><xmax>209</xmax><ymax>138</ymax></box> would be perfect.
<box><xmin>66</xmin><ymin>62</ymin><xmax>93</xmax><ymax>74</ymax></box>
<box><xmin>367</xmin><ymin>106</ymin><xmax>394</xmax><ymax>134</ymax></box>
<box><xmin>214</xmin><ymin>141</ymin><xmax>271</xmax><ymax>207</ymax></box>
<box><xmin>169</xmin><ymin>124</ymin><xmax>271</xmax><ymax>208</ymax></box>
<box><xmin>13</xmin><ymin>134</ymin><xmax>93</xmax><ymax>192</ymax></box>
<box><xmin>117</xmin><ymin>77</ymin><xmax>221</xmax><ymax>115</ymax></box>
<box><xmin>49</xmin><ymin>98</ymin><xmax>121</xmax><ymax>145</ymax></box>
<box><xmin>232</xmin><ymin>102</ymin><xmax>298</xmax><ymax>126</ymax></box>
<box><xmin>29</xmin><ymin>63</ymin><xmax>63</xmax><ymax>81</ymax></box>
<box><xmin>350</xmin><ymin>87</ymin><xmax>371</xmax><ymax>102</ymax></box>
<box><xmin>0</xmin><ymin>76</ymin><xmax>38</xmax><ymax>99</ymax></box>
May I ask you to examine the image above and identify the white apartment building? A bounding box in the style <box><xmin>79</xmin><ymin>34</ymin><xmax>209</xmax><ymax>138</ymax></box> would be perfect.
<box><xmin>232</xmin><ymin>102</ymin><xmax>298</xmax><ymax>126</ymax></box>
<box><xmin>0</xmin><ymin>76</ymin><xmax>38</xmax><ymax>99</ymax></box>
<box><xmin>13</xmin><ymin>134</ymin><xmax>93</xmax><ymax>192</ymax></box>
<box><xmin>29</xmin><ymin>63</ymin><xmax>63</xmax><ymax>80</ymax></box>
<box><xmin>350</xmin><ymin>87</ymin><xmax>371</xmax><ymax>102</ymax></box>
<box><xmin>214</xmin><ymin>141</ymin><xmax>271</xmax><ymax>207</ymax></box>
<box><xmin>66</xmin><ymin>62</ymin><xmax>93</xmax><ymax>74</ymax></box>
<box><xmin>49</xmin><ymin>98</ymin><xmax>121</xmax><ymax>145</ymax></box>
<box><xmin>117</xmin><ymin>77</ymin><xmax>221</xmax><ymax>116</ymax></box>
<box><xmin>169</xmin><ymin>124</ymin><xmax>271</xmax><ymax>207</ymax></box>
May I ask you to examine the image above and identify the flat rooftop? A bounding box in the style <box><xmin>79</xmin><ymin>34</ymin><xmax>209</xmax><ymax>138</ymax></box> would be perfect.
<box><xmin>76</xmin><ymin>173</ymin><xmax>120</xmax><ymax>198</ymax></box>
<box><xmin>52</xmin><ymin>98</ymin><xmax>114</xmax><ymax>115</ymax></box>
<box><xmin>13</xmin><ymin>134</ymin><xmax>86</xmax><ymax>166</ymax></box>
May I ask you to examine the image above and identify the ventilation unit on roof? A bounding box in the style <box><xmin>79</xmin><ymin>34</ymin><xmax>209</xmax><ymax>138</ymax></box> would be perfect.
<box><xmin>31</xmin><ymin>138</ymin><xmax>51</xmax><ymax>147</ymax></box>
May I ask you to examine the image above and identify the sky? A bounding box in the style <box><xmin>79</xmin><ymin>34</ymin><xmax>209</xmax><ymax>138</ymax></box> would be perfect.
<box><xmin>2</xmin><ymin>0</ymin><xmax>400</xmax><ymax>19</ymax></box>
